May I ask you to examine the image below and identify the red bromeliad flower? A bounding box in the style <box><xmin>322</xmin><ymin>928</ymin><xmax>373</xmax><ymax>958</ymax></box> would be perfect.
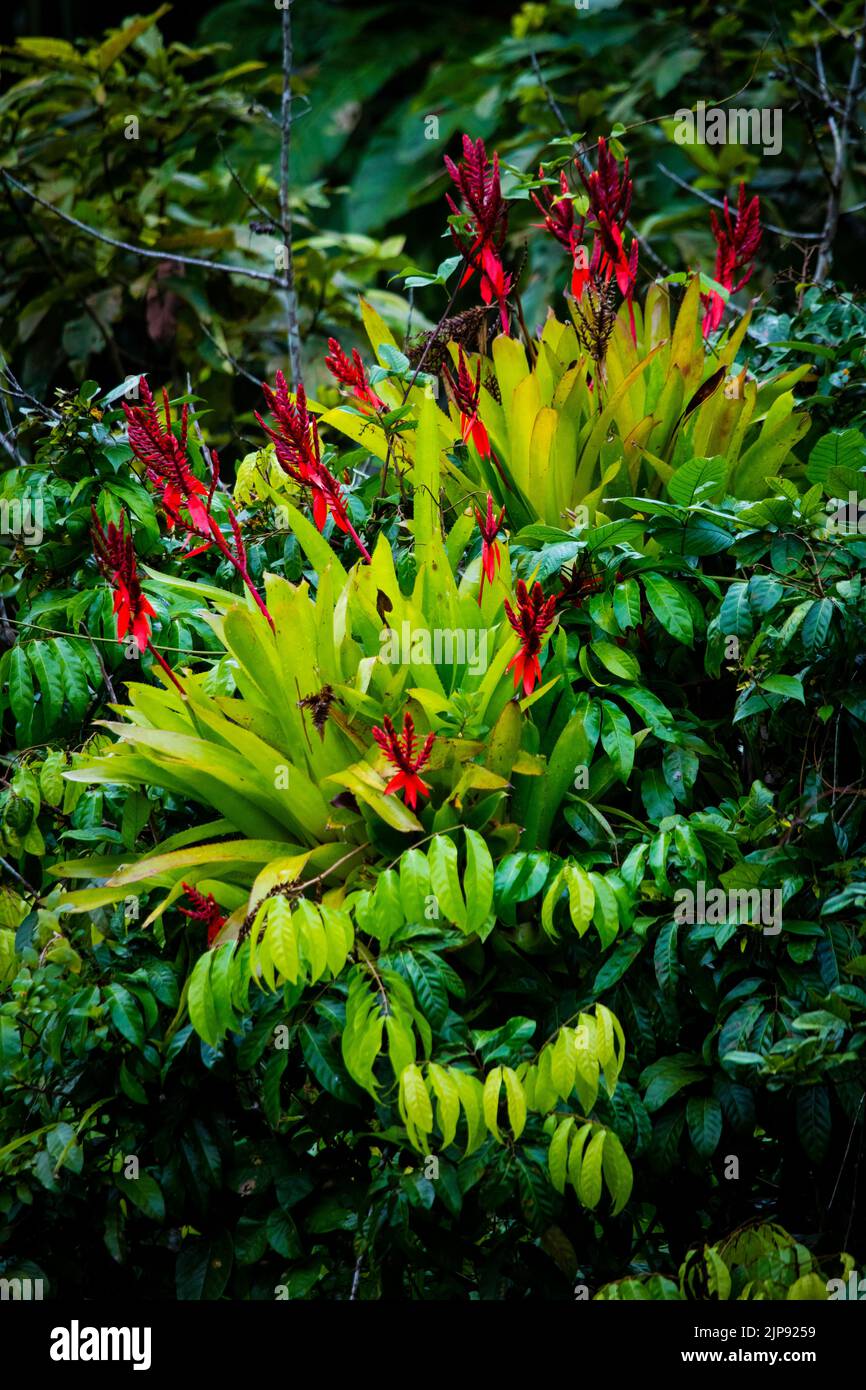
<box><xmin>702</xmin><ymin>183</ymin><xmax>762</xmax><ymax>335</ymax></box>
<box><xmin>257</xmin><ymin>371</ymin><xmax>371</xmax><ymax>562</ymax></box>
<box><xmin>503</xmin><ymin>579</ymin><xmax>557</xmax><ymax>697</ymax></box>
<box><xmin>478</xmin><ymin>245</ymin><xmax>513</xmax><ymax>334</ymax></box>
<box><xmin>123</xmin><ymin>381</ymin><xmax>210</xmax><ymax>533</ymax></box>
<box><xmin>442</xmin><ymin>349</ymin><xmax>492</xmax><ymax>456</ymax></box>
<box><xmin>372</xmin><ymin>711</ymin><xmax>435</xmax><ymax>811</ymax></box>
<box><xmin>474</xmin><ymin>493</ymin><xmax>506</xmax><ymax>605</ymax></box>
<box><xmin>444</xmin><ymin>135</ymin><xmax>512</xmax><ymax>334</ymax></box>
<box><xmin>531</xmin><ymin>167</ymin><xmax>590</xmax><ymax>300</ymax></box>
<box><xmin>324</xmin><ymin>338</ymin><xmax>385</xmax><ymax>413</ymax></box>
<box><xmin>581</xmin><ymin>136</ymin><xmax>632</xmax><ymax>234</ymax></box>
<box><xmin>90</xmin><ymin>507</ymin><xmax>156</xmax><ymax>654</ymax></box>
<box><xmin>578</xmin><ymin>138</ymin><xmax>640</xmax><ymax>339</ymax></box>
<box><xmin>179</xmin><ymin>882</ymin><xmax>226</xmax><ymax>947</ymax></box>
<box><xmin>534</xmin><ymin>140</ymin><xmax>639</xmax><ymax>339</ymax></box>
<box><xmin>91</xmin><ymin>505</ymin><xmax>183</xmax><ymax>692</ymax></box>
<box><xmin>124</xmin><ymin>377</ymin><xmax>273</xmax><ymax>627</ymax></box>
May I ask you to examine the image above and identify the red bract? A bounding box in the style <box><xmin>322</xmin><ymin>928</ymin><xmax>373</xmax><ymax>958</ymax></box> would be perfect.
<box><xmin>479</xmin><ymin>245</ymin><xmax>513</xmax><ymax>334</ymax></box>
<box><xmin>123</xmin><ymin>381</ymin><xmax>209</xmax><ymax>533</ymax></box>
<box><xmin>442</xmin><ymin>348</ymin><xmax>492</xmax><ymax>457</ymax></box>
<box><xmin>90</xmin><ymin>506</ymin><xmax>156</xmax><ymax>655</ymax></box>
<box><xmin>372</xmin><ymin>711</ymin><xmax>435</xmax><ymax>811</ymax></box>
<box><xmin>257</xmin><ymin>371</ymin><xmax>371</xmax><ymax>562</ymax></box>
<box><xmin>444</xmin><ymin>135</ymin><xmax>512</xmax><ymax>333</ymax></box>
<box><xmin>580</xmin><ymin>136</ymin><xmax>632</xmax><ymax>230</ymax></box>
<box><xmin>91</xmin><ymin>505</ymin><xmax>183</xmax><ymax>693</ymax></box>
<box><xmin>702</xmin><ymin>183</ymin><xmax>762</xmax><ymax>335</ymax></box>
<box><xmin>474</xmin><ymin>493</ymin><xmax>506</xmax><ymax>605</ymax></box>
<box><xmin>124</xmin><ymin>377</ymin><xmax>273</xmax><ymax>627</ymax></box>
<box><xmin>503</xmin><ymin>579</ymin><xmax>557</xmax><ymax>697</ymax></box>
<box><xmin>576</xmin><ymin>138</ymin><xmax>640</xmax><ymax>339</ymax></box>
<box><xmin>179</xmin><ymin>882</ymin><xmax>226</xmax><ymax>947</ymax></box>
<box><xmin>324</xmin><ymin>338</ymin><xmax>385</xmax><ymax>413</ymax></box>
<box><xmin>532</xmin><ymin>167</ymin><xmax>590</xmax><ymax>300</ymax></box>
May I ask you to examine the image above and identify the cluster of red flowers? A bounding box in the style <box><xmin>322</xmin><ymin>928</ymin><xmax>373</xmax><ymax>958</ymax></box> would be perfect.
<box><xmin>504</xmin><ymin>579</ymin><xmax>558</xmax><ymax>698</ymax></box>
<box><xmin>179</xmin><ymin>882</ymin><xmax>227</xmax><ymax>947</ymax></box>
<box><xmin>444</xmin><ymin>136</ymin><xmax>513</xmax><ymax>334</ymax></box>
<box><xmin>534</xmin><ymin>138</ymin><xmax>638</xmax><ymax>340</ymax></box>
<box><xmin>529</xmin><ymin>137</ymin><xmax>762</xmax><ymax>344</ymax></box>
<box><xmin>702</xmin><ymin>183</ymin><xmax>762</xmax><ymax>334</ymax></box>
<box><xmin>90</xmin><ymin>507</ymin><xmax>157</xmax><ymax>656</ymax></box>
<box><xmin>123</xmin><ymin>383</ymin><xmax>209</xmax><ymax>534</ymax></box>
<box><xmin>256</xmin><ymin>370</ymin><xmax>371</xmax><ymax>563</ymax></box>
<box><xmin>372</xmin><ymin>712</ymin><xmax>436</xmax><ymax>811</ymax></box>
<box><xmin>324</xmin><ymin>337</ymin><xmax>385</xmax><ymax>413</ymax></box>
<box><xmin>123</xmin><ymin>379</ymin><xmax>273</xmax><ymax>628</ymax></box>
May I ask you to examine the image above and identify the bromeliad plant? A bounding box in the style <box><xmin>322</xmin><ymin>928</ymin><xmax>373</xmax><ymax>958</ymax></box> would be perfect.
<box><xmin>322</xmin><ymin>279</ymin><xmax>811</xmax><ymax>535</ymax></box>
<box><xmin>13</xmin><ymin>122</ymin><xmax>863</xmax><ymax>1298</ymax></box>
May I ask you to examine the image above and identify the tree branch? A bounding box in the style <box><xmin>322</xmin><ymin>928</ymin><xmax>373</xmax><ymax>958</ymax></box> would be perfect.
<box><xmin>2</xmin><ymin>170</ymin><xmax>283</xmax><ymax>288</ymax></box>
<box><xmin>279</xmin><ymin>0</ymin><xmax>304</xmax><ymax>388</ymax></box>
<box><xmin>656</xmin><ymin>162</ymin><xmax>826</xmax><ymax>240</ymax></box>
<box><xmin>814</xmin><ymin>4</ymin><xmax>866</xmax><ymax>281</ymax></box>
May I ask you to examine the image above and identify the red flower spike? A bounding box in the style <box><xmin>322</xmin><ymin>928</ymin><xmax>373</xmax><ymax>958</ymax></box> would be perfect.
<box><xmin>569</xmin><ymin>138</ymin><xmax>640</xmax><ymax>339</ymax></box>
<box><xmin>372</xmin><ymin>711</ymin><xmax>436</xmax><ymax>811</ymax></box>
<box><xmin>123</xmin><ymin>380</ymin><xmax>209</xmax><ymax>534</ymax></box>
<box><xmin>532</xmin><ymin>166</ymin><xmax>591</xmax><ymax>300</ymax></box>
<box><xmin>444</xmin><ymin>135</ymin><xmax>511</xmax><ymax>332</ymax></box>
<box><xmin>580</xmin><ymin>136</ymin><xmax>632</xmax><ymax>230</ymax></box>
<box><xmin>503</xmin><ymin>579</ymin><xmax>557</xmax><ymax>697</ymax></box>
<box><xmin>124</xmin><ymin>378</ymin><xmax>273</xmax><ymax>628</ymax></box>
<box><xmin>257</xmin><ymin>372</ymin><xmax>371</xmax><ymax>562</ymax></box>
<box><xmin>702</xmin><ymin>183</ymin><xmax>762</xmax><ymax>335</ymax></box>
<box><xmin>90</xmin><ymin>506</ymin><xmax>157</xmax><ymax>654</ymax></box>
<box><xmin>444</xmin><ymin>135</ymin><xmax>508</xmax><ymax>263</ymax></box>
<box><xmin>474</xmin><ymin>493</ymin><xmax>506</xmax><ymax>605</ymax></box>
<box><xmin>325</xmin><ymin>338</ymin><xmax>385</xmax><ymax>412</ymax></box>
<box><xmin>442</xmin><ymin>348</ymin><xmax>493</xmax><ymax>455</ymax></box>
<box><xmin>179</xmin><ymin>882</ymin><xmax>227</xmax><ymax>947</ymax></box>
<box><xmin>479</xmin><ymin>245</ymin><xmax>513</xmax><ymax>335</ymax></box>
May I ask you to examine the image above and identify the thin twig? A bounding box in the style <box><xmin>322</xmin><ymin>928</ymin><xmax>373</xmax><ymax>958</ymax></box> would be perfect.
<box><xmin>814</xmin><ymin>3</ymin><xmax>866</xmax><ymax>281</ymax></box>
<box><xmin>279</xmin><ymin>1</ymin><xmax>304</xmax><ymax>387</ymax></box>
<box><xmin>0</xmin><ymin>855</ymin><xmax>41</xmax><ymax>902</ymax></box>
<box><xmin>656</xmin><ymin>163</ymin><xmax>826</xmax><ymax>240</ymax></box>
<box><xmin>2</xmin><ymin>170</ymin><xmax>283</xmax><ymax>288</ymax></box>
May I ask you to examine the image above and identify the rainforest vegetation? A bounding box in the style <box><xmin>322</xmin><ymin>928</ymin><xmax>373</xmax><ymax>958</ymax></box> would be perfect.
<box><xmin>0</xmin><ymin>0</ymin><xmax>865</xmax><ymax>1302</ymax></box>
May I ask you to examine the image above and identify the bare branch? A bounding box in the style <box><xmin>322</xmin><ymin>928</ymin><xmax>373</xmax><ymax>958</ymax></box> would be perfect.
<box><xmin>814</xmin><ymin>4</ymin><xmax>866</xmax><ymax>281</ymax></box>
<box><xmin>656</xmin><ymin>163</ymin><xmax>825</xmax><ymax>240</ymax></box>
<box><xmin>279</xmin><ymin>1</ymin><xmax>304</xmax><ymax>388</ymax></box>
<box><xmin>807</xmin><ymin>0</ymin><xmax>848</xmax><ymax>40</ymax></box>
<box><xmin>2</xmin><ymin>170</ymin><xmax>283</xmax><ymax>288</ymax></box>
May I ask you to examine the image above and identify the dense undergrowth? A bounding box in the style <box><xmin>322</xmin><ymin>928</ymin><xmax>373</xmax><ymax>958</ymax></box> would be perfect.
<box><xmin>1</xmin><ymin>4</ymin><xmax>865</xmax><ymax>1303</ymax></box>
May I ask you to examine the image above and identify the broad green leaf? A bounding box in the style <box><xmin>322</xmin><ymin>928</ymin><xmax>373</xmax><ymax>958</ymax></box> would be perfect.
<box><xmin>642</xmin><ymin>573</ymin><xmax>693</xmax><ymax>645</ymax></box>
